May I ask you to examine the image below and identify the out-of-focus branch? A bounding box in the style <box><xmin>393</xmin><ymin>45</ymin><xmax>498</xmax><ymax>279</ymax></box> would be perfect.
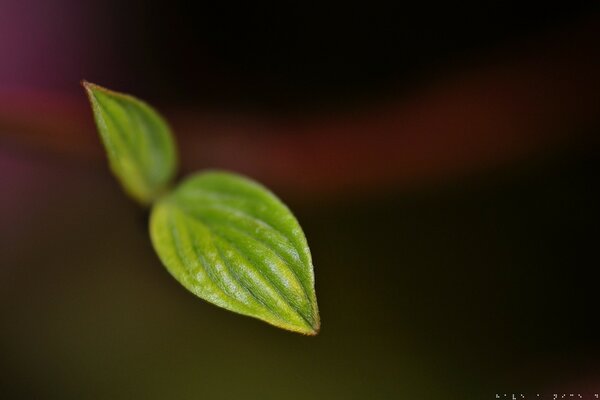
<box><xmin>1</xmin><ymin>19</ymin><xmax>598</xmax><ymax>199</ymax></box>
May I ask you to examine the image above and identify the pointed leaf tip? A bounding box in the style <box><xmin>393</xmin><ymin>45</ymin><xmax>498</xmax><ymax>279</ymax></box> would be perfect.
<box><xmin>83</xmin><ymin>81</ymin><xmax>178</xmax><ymax>205</ymax></box>
<box><xmin>150</xmin><ymin>171</ymin><xmax>320</xmax><ymax>335</ymax></box>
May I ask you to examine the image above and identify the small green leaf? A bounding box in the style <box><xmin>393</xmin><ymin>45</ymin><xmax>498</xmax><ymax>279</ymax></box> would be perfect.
<box><xmin>83</xmin><ymin>81</ymin><xmax>177</xmax><ymax>205</ymax></box>
<box><xmin>150</xmin><ymin>171</ymin><xmax>320</xmax><ymax>335</ymax></box>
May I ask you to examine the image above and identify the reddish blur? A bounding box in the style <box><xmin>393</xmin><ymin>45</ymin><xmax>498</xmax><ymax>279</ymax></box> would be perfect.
<box><xmin>1</xmin><ymin>5</ymin><xmax>598</xmax><ymax>200</ymax></box>
<box><xmin>1</xmin><ymin>3</ymin><xmax>599</xmax><ymax>399</ymax></box>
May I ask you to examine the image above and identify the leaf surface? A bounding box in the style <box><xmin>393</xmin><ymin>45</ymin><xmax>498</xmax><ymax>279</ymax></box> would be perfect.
<box><xmin>83</xmin><ymin>81</ymin><xmax>177</xmax><ymax>204</ymax></box>
<box><xmin>150</xmin><ymin>171</ymin><xmax>320</xmax><ymax>335</ymax></box>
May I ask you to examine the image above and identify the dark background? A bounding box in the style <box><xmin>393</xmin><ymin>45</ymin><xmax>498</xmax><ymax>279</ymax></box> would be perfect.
<box><xmin>1</xmin><ymin>1</ymin><xmax>599</xmax><ymax>398</ymax></box>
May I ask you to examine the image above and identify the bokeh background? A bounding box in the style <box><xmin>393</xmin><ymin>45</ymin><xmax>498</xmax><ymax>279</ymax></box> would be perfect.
<box><xmin>1</xmin><ymin>2</ymin><xmax>599</xmax><ymax>399</ymax></box>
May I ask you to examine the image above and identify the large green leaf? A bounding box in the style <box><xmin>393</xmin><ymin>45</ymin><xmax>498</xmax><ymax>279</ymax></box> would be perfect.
<box><xmin>150</xmin><ymin>171</ymin><xmax>320</xmax><ymax>335</ymax></box>
<box><xmin>83</xmin><ymin>81</ymin><xmax>177</xmax><ymax>205</ymax></box>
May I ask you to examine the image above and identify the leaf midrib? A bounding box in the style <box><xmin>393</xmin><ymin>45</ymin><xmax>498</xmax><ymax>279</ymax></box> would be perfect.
<box><xmin>171</xmin><ymin>203</ymin><xmax>316</xmax><ymax>330</ymax></box>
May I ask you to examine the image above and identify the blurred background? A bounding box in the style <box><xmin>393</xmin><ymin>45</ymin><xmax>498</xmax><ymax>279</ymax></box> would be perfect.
<box><xmin>1</xmin><ymin>1</ymin><xmax>599</xmax><ymax>398</ymax></box>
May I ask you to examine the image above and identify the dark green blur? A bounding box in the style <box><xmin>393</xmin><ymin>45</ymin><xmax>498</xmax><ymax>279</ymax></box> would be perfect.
<box><xmin>1</xmin><ymin>146</ymin><xmax>597</xmax><ymax>399</ymax></box>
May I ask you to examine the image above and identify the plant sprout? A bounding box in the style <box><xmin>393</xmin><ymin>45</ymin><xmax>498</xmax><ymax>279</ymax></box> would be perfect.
<box><xmin>83</xmin><ymin>82</ymin><xmax>320</xmax><ymax>335</ymax></box>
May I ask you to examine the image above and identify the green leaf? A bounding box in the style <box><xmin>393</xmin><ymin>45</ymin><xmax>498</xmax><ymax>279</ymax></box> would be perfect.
<box><xmin>83</xmin><ymin>81</ymin><xmax>177</xmax><ymax>205</ymax></box>
<box><xmin>150</xmin><ymin>171</ymin><xmax>320</xmax><ymax>335</ymax></box>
